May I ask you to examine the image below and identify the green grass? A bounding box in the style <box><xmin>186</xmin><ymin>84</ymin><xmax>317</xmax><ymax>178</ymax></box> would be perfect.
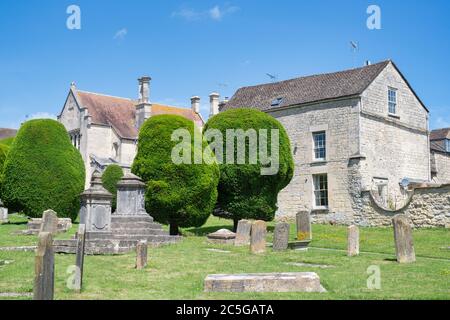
<box><xmin>0</xmin><ymin>215</ymin><xmax>449</xmax><ymax>300</ymax></box>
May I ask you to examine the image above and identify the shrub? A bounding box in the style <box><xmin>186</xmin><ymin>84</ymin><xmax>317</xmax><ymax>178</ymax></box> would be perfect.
<box><xmin>132</xmin><ymin>115</ymin><xmax>219</xmax><ymax>235</ymax></box>
<box><xmin>1</xmin><ymin>119</ymin><xmax>85</xmax><ymax>219</ymax></box>
<box><xmin>0</xmin><ymin>143</ymin><xmax>10</xmax><ymax>195</ymax></box>
<box><xmin>204</xmin><ymin>108</ymin><xmax>294</xmax><ymax>230</ymax></box>
<box><xmin>102</xmin><ymin>164</ymin><xmax>124</xmax><ymax>211</ymax></box>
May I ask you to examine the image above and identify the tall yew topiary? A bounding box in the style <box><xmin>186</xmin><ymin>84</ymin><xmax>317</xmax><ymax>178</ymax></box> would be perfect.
<box><xmin>102</xmin><ymin>164</ymin><xmax>124</xmax><ymax>211</ymax></box>
<box><xmin>204</xmin><ymin>108</ymin><xmax>294</xmax><ymax>230</ymax></box>
<box><xmin>0</xmin><ymin>143</ymin><xmax>10</xmax><ymax>195</ymax></box>
<box><xmin>1</xmin><ymin>119</ymin><xmax>85</xmax><ymax>219</ymax></box>
<box><xmin>132</xmin><ymin>115</ymin><xmax>219</xmax><ymax>235</ymax></box>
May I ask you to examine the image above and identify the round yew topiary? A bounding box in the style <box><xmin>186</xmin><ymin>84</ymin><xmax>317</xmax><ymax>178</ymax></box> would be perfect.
<box><xmin>102</xmin><ymin>164</ymin><xmax>124</xmax><ymax>211</ymax></box>
<box><xmin>1</xmin><ymin>119</ymin><xmax>85</xmax><ymax>219</ymax></box>
<box><xmin>204</xmin><ymin>108</ymin><xmax>294</xmax><ymax>230</ymax></box>
<box><xmin>132</xmin><ymin>115</ymin><xmax>219</xmax><ymax>235</ymax></box>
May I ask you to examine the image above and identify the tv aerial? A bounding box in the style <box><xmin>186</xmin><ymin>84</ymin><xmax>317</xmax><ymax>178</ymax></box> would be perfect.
<box><xmin>350</xmin><ymin>41</ymin><xmax>360</xmax><ymax>67</ymax></box>
<box><xmin>266</xmin><ymin>73</ymin><xmax>278</xmax><ymax>82</ymax></box>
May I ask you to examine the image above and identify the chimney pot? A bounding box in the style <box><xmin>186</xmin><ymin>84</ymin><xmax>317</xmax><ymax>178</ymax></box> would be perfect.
<box><xmin>191</xmin><ymin>96</ymin><xmax>200</xmax><ymax>114</ymax></box>
<box><xmin>209</xmin><ymin>92</ymin><xmax>220</xmax><ymax>117</ymax></box>
<box><xmin>138</xmin><ymin>76</ymin><xmax>152</xmax><ymax>103</ymax></box>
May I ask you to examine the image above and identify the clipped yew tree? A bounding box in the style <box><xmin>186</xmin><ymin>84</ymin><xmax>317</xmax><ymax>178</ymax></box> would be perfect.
<box><xmin>0</xmin><ymin>143</ymin><xmax>10</xmax><ymax>194</ymax></box>
<box><xmin>204</xmin><ymin>108</ymin><xmax>294</xmax><ymax>230</ymax></box>
<box><xmin>1</xmin><ymin>119</ymin><xmax>85</xmax><ymax>219</ymax></box>
<box><xmin>132</xmin><ymin>115</ymin><xmax>219</xmax><ymax>235</ymax></box>
<box><xmin>102</xmin><ymin>164</ymin><xmax>124</xmax><ymax>211</ymax></box>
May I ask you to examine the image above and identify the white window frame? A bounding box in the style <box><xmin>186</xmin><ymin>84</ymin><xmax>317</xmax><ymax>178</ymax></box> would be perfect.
<box><xmin>313</xmin><ymin>174</ymin><xmax>328</xmax><ymax>209</ymax></box>
<box><xmin>312</xmin><ymin>131</ymin><xmax>326</xmax><ymax>161</ymax></box>
<box><xmin>446</xmin><ymin>139</ymin><xmax>450</xmax><ymax>153</ymax></box>
<box><xmin>388</xmin><ymin>87</ymin><xmax>397</xmax><ymax>115</ymax></box>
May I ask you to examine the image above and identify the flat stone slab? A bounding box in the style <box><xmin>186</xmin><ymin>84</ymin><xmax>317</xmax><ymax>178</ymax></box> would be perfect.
<box><xmin>289</xmin><ymin>240</ymin><xmax>311</xmax><ymax>250</ymax></box>
<box><xmin>0</xmin><ymin>246</ymin><xmax>37</xmax><ymax>252</ymax></box>
<box><xmin>0</xmin><ymin>292</ymin><xmax>33</xmax><ymax>298</ymax></box>
<box><xmin>205</xmin><ymin>248</ymin><xmax>231</xmax><ymax>253</ymax></box>
<box><xmin>285</xmin><ymin>262</ymin><xmax>335</xmax><ymax>269</ymax></box>
<box><xmin>207</xmin><ymin>229</ymin><xmax>236</xmax><ymax>245</ymax></box>
<box><xmin>204</xmin><ymin>272</ymin><xmax>326</xmax><ymax>293</ymax></box>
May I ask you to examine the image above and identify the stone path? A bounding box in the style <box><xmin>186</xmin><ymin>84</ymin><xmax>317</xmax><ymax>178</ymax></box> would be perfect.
<box><xmin>0</xmin><ymin>293</ymin><xmax>33</xmax><ymax>298</ymax></box>
<box><xmin>206</xmin><ymin>248</ymin><xmax>231</xmax><ymax>253</ymax></box>
<box><xmin>0</xmin><ymin>246</ymin><xmax>36</xmax><ymax>252</ymax></box>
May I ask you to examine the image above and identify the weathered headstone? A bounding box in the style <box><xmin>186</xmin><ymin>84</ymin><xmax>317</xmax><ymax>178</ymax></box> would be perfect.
<box><xmin>347</xmin><ymin>225</ymin><xmax>359</xmax><ymax>256</ymax></box>
<box><xmin>273</xmin><ymin>222</ymin><xmax>290</xmax><ymax>251</ymax></box>
<box><xmin>296</xmin><ymin>211</ymin><xmax>311</xmax><ymax>241</ymax></box>
<box><xmin>0</xmin><ymin>199</ymin><xmax>8</xmax><ymax>223</ymax></box>
<box><xmin>207</xmin><ymin>229</ymin><xmax>236</xmax><ymax>245</ymax></box>
<box><xmin>40</xmin><ymin>210</ymin><xmax>58</xmax><ymax>235</ymax></box>
<box><xmin>204</xmin><ymin>272</ymin><xmax>326</xmax><ymax>293</ymax></box>
<box><xmin>392</xmin><ymin>214</ymin><xmax>416</xmax><ymax>263</ymax></box>
<box><xmin>33</xmin><ymin>232</ymin><xmax>54</xmax><ymax>300</ymax></box>
<box><xmin>234</xmin><ymin>220</ymin><xmax>252</xmax><ymax>246</ymax></box>
<box><xmin>250</xmin><ymin>220</ymin><xmax>267</xmax><ymax>254</ymax></box>
<box><xmin>74</xmin><ymin>224</ymin><xmax>86</xmax><ymax>293</ymax></box>
<box><xmin>135</xmin><ymin>240</ymin><xmax>148</xmax><ymax>270</ymax></box>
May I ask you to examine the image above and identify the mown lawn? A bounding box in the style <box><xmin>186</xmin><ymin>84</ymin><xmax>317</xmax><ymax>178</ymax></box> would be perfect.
<box><xmin>0</xmin><ymin>214</ymin><xmax>449</xmax><ymax>300</ymax></box>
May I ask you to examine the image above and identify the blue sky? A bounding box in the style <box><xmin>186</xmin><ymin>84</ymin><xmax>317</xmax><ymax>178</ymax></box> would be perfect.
<box><xmin>0</xmin><ymin>0</ymin><xmax>449</xmax><ymax>129</ymax></box>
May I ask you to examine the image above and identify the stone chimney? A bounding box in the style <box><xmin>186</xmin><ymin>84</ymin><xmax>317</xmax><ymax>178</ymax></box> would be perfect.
<box><xmin>191</xmin><ymin>96</ymin><xmax>200</xmax><ymax>114</ymax></box>
<box><xmin>136</xmin><ymin>76</ymin><xmax>152</xmax><ymax>129</ymax></box>
<box><xmin>218</xmin><ymin>97</ymin><xmax>229</xmax><ymax>112</ymax></box>
<box><xmin>209</xmin><ymin>92</ymin><xmax>220</xmax><ymax>117</ymax></box>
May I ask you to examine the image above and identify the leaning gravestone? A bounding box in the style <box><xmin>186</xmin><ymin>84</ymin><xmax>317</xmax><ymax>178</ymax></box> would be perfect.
<box><xmin>74</xmin><ymin>224</ymin><xmax>86</xmax><ymax>293</ymax></box>
<box><xmin>250</xmin><ymin>220</ymin><xmax>267</xmax><ymax>254</ymax></box>
<box><xmin>392</xmin><ymin>214</ymin><xmax>416</xmax><ymax>263</ymax></box>
<box><xmin>273</xmin><ymin>222</ymin><xmax>290</xmax><ymax>251</ymax></box>
<box><xmin>347</xmin><ymin>225</ymin><xmax>359</xmax><ymax>257</ymax></box>
<box><xmin>33</xmin><ymin>232</ymin><xmax>54</xmax><ymax>300</ymax></box>
<box><xmin>40</xmin><ymin>210</ymin><xmax>58</xmax><ymax>235</ymax></box>
<box><xmin>135</xmin><ymin>240</ymin><xmax>148</xmax><ymax>270</ymax></box>
<box><xmin>234</xmin><ymin>220</ymin><xmax>252</xmax><ymax>246</ymax></box>
<box><xmin>0</xmin><ymin>199</ymin><xmax>8</xmax><ymax>223</ymax></box>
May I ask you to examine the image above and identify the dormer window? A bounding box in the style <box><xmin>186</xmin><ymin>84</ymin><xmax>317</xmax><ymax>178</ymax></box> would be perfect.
<box><xmin>388</xmin><ymin>87</ymin><xmax>397</xmax><ymax>115</ymax></box>
<box><xmin>271</xmin><ymin>97</ymin><xmax>283</xmax><ymax>107</ymax></box>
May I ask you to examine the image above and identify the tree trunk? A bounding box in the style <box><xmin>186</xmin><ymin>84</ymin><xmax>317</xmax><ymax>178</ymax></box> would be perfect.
<box><xmin>233</xmin><ymin>218</ymin><xmax>239</xmax><ymax>232</ymax></box>
<box><xmin>170</xmin><ymin>223</ymin><xmax>179</xmax><ymax>236</ymax></box>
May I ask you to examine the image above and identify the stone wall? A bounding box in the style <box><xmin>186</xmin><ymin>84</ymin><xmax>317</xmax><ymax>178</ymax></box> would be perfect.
<box><xmin>270</xmin><ymin>97</ymin><xmax>360</xmax><ymax>219</ymax></box>
<box><xmin>431</xmin><ymin>151</ymin><xmax>450</xmax><ymax>183</ymax></box>
<box><xmin>311</xmin><ymin>182</ymin><xmax>450</xmax><ymax>228</ymax></box>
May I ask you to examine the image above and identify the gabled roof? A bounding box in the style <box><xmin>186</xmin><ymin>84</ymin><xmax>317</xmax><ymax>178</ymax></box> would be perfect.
<box><xmin>224</xmin><ymin>60</ymin><xmax>428</xmax><ymax>113</ymax></box>
<box><xmin>71</xmin><ymin>90</ymin><xmax>203</xmax><ymax>140</ymax></box>
<box><xmin>430</xmin><ymin>128</ymin><xmax>450</xmax><ymax>141</ymax></box>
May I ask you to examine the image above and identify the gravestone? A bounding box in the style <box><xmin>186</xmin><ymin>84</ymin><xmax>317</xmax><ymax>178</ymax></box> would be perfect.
<box><xmin>296</xmin><ymin>211</ymin><xmax>311</xmax><ymax>241</ymax></box>
<box><xmin>40</xmin><ymin>210</ymin><xmax>58</xmax><ymax>235</ymax></box>
<box><xmin>74</xmin><ymin>224</ymin><xmax>86</xmax><ymax>293</ymax></box>
<box><xmin>135</xmin><ymin>240</ymin><xmax>148</xmax><ymax>270</ymax></box>
<box><xmin>273</xmin><ymin>222</ymin><xmax>290</xmax><ymax>251</ymax></box>
<box><xmin>116</xmin><ymin>173</ymin><xmax>148</xmax><ymax>215</ymax></box>
<box><xmin>33</xmin><ymin>232</ymin><xmax>54</xmax><ymax>300</ymax></box>
<box><xmin>250</xmin><ymin>220</ymin><xmax>267</xmax><ymax>254</ymax></box>
<box><xmin>80</xmin><ymin>171</ymin><xmax>113</xmax><ymax>232</ymax></box>
<box><xmin>347</xmin><ymin>225</ymin><xmax>359</xmax><ymax>256</ymax></box>
<box><xmin>234</xmin><ymin>220</ymin><xmax>252</xmax><ymax>246</ymax></box>
<box><xmin>0</xmin><ymin>199</ymin><xmax>8</xmax><ymax>223</ymax></box>
<box><xmin>207</xmin><ymin>229</ymin><xmax>236</xmax><ymax>245</ymax></box>
<box><xmin>392</xmin><ymin>214</ymin><xmax>416</xmax><ymax>263</ymax></box>
<box><xmin>204</xmin><ymin>272</ymin><xmax>326</xmax><ymax>293</ymax></box>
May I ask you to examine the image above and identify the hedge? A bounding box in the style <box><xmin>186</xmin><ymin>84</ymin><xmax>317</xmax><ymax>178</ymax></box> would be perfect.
<box><xmin>1</xmin><ymin>119</ymin><xmax>85</xmax><ymax>219</ymax></box>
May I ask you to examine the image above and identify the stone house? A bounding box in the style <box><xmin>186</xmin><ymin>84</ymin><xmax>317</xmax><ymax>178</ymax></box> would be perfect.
<box><xmin>222</xmin><ymin>60</ymin><xmax>444</xmax><ymax>226</ymax></box>
<box><xmin>430</xmin><ymin>127</ymin><xmax>450</xmax><ymax>183</ymax></box>
<box><xmin>58</xmin><ymin>77</ymin><xmax>217</xmax><ymax>188</ymax></box>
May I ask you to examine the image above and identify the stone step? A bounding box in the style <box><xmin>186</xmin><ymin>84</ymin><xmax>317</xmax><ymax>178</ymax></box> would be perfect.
<box><xmin>111</xmin><ymin>215</ymin><xmax>154</xmax><ymax>223</ymax></box>
<box><xmin>111</xmin><ymin>222</ymin><xmax>164</xmax><ymax>230</ymax></box>
<box><xmin>112</xmin><ymin>228</ymin><xmax>169</xmax><ymax>236</ymax></box>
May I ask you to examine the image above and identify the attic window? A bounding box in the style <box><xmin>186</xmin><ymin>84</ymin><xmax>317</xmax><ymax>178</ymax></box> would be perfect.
<box><xmin>271</xmin><ymin>97</ymin><xmax>283</xmax><ymax>107</ymax></box>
